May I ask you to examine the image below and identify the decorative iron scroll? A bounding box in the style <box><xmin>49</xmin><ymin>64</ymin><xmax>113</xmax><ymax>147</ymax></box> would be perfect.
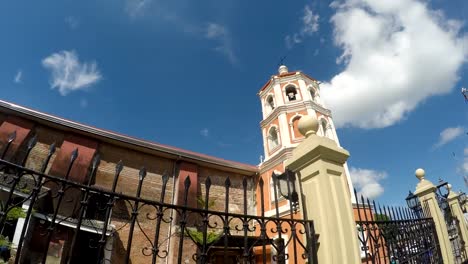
<box><xmin>0</xmin><ymin>133</ymin><xmax>317</xmax><ymax>264</ymax></box>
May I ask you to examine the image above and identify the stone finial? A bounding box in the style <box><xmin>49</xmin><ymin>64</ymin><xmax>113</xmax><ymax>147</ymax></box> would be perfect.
<box><xmin>447</xmin><ymin>184</ymin><xmax>452</xmax><ymax>192</ymax></box>
<box><xmin>278</xmin><ymin>65</ymin><xmax>288</xmax><ymax>74</ymax></box>
<box><xmin>415</xmin><ymin>168</ymin><xmax>425</xmax><ymax>181</ymax></box>
<box><xmin>298</xmin><ymin>115</ymin><xmax>319</xmax><ymax>138</ymax></box>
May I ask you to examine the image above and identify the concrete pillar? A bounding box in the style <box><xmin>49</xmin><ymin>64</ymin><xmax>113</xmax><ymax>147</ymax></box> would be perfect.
<box><xmin>285</xmin><ymin>115</ymin><xmax>361</xmax><ymax>264</ymax></box>
<box><xmin>414</xmin><ymin>168</ymin><xmax>454</xmax><ymax>264</ymax></box>
<box><xmin>447</xmin><ymin>184</ymin><xmax>468</xmax><ymax>255</ymax></box>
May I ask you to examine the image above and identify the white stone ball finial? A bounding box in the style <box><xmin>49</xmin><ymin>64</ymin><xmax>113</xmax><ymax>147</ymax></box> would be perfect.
<box><xmin>415</xmin><ymin>168</ymin><xmax>425</xmax><ymax>181</ymax></box>
<box><xmin>298</xmin><ymin>115</ymin><xmax>319</xmax><ymax>138</ymax></box>
<box><xmin>278</xmin><ymin>65</ymin><xmax>288</xmax><ymax>74</ymax></box>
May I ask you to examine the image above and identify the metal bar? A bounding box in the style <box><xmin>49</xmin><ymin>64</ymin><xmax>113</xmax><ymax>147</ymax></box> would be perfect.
<box><xmin>96</xmin><ymin>160</ymin><xmax>123</xmax><ymax>263</ymax></box>
<box><xmin>18</xmin><ymin>134</ymin><xmax>36</xmax><ymax>166</ymax></box>
<box><xmin>0</xmin><ymin>131</ymin><xmax>16</xmax><ymax>159</ymax></box>
<box><xmin>151</xmin><ymin>171</ymin><xmax>170</xmax><ymax>264</ymax></box>
<box><xmin>0</xmin><ymin>134</ymin><xmax>34</xmax><ymax>233</ymax></box>
<box><xmin>242</xmin><ymin>177</ymin><xmax>249</xmax><ymax>264</ymax></box>
<box><xmin>176</xmin><ymin>176</ymin><xmax>191</xmax><ymax>264</ymax></box>
<box><xmin>41</xmin><ymin>148</ymin><xmax>79</xmax><ymax>264</ymax></box>
<box><xmin>395</xmin><ymin>207</ymin><xmax>410</xmax><ymax>262</ymax></box>
<box><xmin>372</xmin><ymin>200</ymin><xmax>385</xmax><ymax>263</ymax></box>
<box><xmin>286</xmin><ymin>171</ymin><xmax>298</xmax><ymax>264</ymax></box>
<box><xmin>125</xmin><ymin>167</ymin><xmax>147</xmax><ymax>263</ymax></box>
<box><xmin>272</xmin><ymin>173</ymin><xmax>282</xmax><ymax>241</ymax></box>
<box><xmin>199</xmin><ymin>177</ymin><xmax>211</xmax><ymax>263</ymax></box>
<box><xmin>223</xmin><ymin>177</ymin><xmax>230</xmax><ymax>264</ymax></box>
<box><xmin>354</xmin><ymin>189</ymin><xmax>367</xmax><ymax>262</ymax></box>
<box><xmin>259</xmin><ymin>177</ymin><xmax>267</xmax><ymax>264</ymax></box>
<box><xmin>67</xmin><ymin>154</ymin><xmax>100</xmax><ymax>263</ymax></box>
<box><xmin>14</xmin><ymin>142</ymin><xmax>56</xmax><ymax>264</ymax></box>
<box><xmin>361</xmin><ymin>196</ymin><xmax>374</xmax><ymax>264</ymax></box>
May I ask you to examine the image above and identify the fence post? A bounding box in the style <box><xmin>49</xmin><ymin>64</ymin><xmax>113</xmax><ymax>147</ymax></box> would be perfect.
<box><xmin>447</xmin><ymin>184</ymin><xmax>468</xmax><ymax>255</ymax></box>
<box><xmin>414</xmin><ymin>168</ymin><xmax>454</xmax><ymax>264</ymax></box>
<box><xmin>285</xmin><ymin>115</ymin><xmax>361</xmax><ymax>264</ymax></box>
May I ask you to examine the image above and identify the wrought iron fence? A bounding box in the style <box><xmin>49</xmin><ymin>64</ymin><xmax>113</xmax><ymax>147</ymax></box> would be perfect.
<box><xmin>354</xmin><ymin>190</ymin><xmax>443</xmax><ymax>264</ymax></box>
<box><xmin>0</xmin><ymin>133</ymin><xmax>317</xmax><ymax>264</ymax></box>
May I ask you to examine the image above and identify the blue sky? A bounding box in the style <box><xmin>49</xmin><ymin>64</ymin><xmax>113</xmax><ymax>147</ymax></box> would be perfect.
<box><xmin>0</xmin><ymin>0</ymin><xmax>467</xmax><ymax>205</ymax></box>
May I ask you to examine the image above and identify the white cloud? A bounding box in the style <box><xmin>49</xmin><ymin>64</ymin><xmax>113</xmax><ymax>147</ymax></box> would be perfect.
<box><xmin>285</xmin><ymin>5</ymin><xmax>320</xmax><ymax>49</ymax></box>
<box><xmin>302</xmin><ymin>5</ymin><xmax>320</xmax><ymax>34</ymax></box>
<box><xmin>321</xmin><ymin>0</ymin><xmax>467</xmax><ymax>129</ymax></box>
<box><xmin>205</xmin><ymin>23</ymin><xmax>238</xmax><ymax>65</ymax></box>
<box><xmin>65</xmin><ymin>16</ymin><xmax>80</xmax><ymax>29</ymax></box>
<box><xmin>14</xmin><ymin>70</ymin><xmax>22</xmax><ymax>83</ymax></box>
<box><xmin>434</xmin><ymin>126</ymin><xmax>464</xmax><ymax>148</ymax></box>
<box><xmin>200</xmin><ymin>128</ymin><xmax>209</xmax><ymax>137</ymax></box>
<box><xmin>350</xmin><ymin>167</ymin><xmax>387</xmax><ymax>199</ymax></box>
<box><xmin>125</xmin><ymin>0</ymin><xmax>152</xmax><ymax>18</ymax></box>
<box><xmin>42</xmin><ymin>50</ymin><xmax>102</xmax><ymax>96</ymax></box>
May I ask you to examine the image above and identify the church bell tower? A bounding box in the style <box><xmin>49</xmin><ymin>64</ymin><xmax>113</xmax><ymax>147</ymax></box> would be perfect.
<box><xmin>257</xmin><ymin>65</ymin><xmax>354</xmax><ymax>215</ymax></box>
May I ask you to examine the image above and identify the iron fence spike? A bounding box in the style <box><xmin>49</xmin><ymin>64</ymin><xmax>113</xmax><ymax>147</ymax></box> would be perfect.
<box><xmin>139</xmin><ymin>167</ymin><xmax>147</xmax><ymax>180</ymax></box>
<box><xmin>205</xmin><ymin>176</ymin><xmax>211</xmax><ymax>189</ymax></box>
<box><xmin>92</xmin><ymin>154</ymin><xmax>101</xmax><ymax>169</ymax></box>
<box><xmin>224</xmin><ymin>177</ymin><xmax>231</xmax><ymax>187</ymax></box>
<box><xmin>184</xmin><ymin>175</ymin><xmax>191</xmax><ymax>189</ymax></box>
<box><xmin>162</xmin><ymin>170</ymin><xmax>169</xmax><ymax>183</ymax></box>
<box><xmin>7</xmin><ymin>131</ymin><xmax>16</xmax><ymax>143</ymax></box>
<box><xmin>49</xmin><ymin>142</ymin><xmax>56</xmax><ymax>154</ymax></box>
<box><xmin>116</xmin><ymin>160</ymin><xmax>124</xmax><ymax>174</ymax></box>
<box><xmin>27</xmin><ymin>134</ymin><xmax>37</xmax><ymax>150</ymax></box>
<box><xmin>70</xmin><ymin>148</ymin><xmax>79</xmax><ymax>162</ymax></box>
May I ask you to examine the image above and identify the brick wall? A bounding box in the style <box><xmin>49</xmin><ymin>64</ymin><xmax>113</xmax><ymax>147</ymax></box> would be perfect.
<box><xmin>0</xmin><ymin>114</ymin><xmax>257</xmax><ymax>264</ymax></box>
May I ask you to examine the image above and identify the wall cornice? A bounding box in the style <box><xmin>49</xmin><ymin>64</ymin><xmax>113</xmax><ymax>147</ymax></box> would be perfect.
<box><xmin>259</xmin><ymin>147</ymin><xmax>295</xmax><ymax>174</ymax></box>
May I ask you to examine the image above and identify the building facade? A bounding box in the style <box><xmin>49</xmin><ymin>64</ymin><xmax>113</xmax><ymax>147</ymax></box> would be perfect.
<box><xmin>0</xmin><ymin>65</ymin><xmax>355</xmax><ymax>263</ymax></box>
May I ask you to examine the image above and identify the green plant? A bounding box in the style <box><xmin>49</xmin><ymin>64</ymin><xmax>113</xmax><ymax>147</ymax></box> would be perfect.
<box><xmin>185</xmin><ymin>228</ymin><xmax>222</xmax><ymax>245</ymax></box>
<box><xmin>183</xmin><ymin>195</ymin><xmax>222</xmax><ymax>246</ymax></box>
<box><xmin>0</xmin><ymin>236</ymin><xmax>11</xmax><ymax>249</ymax></box>
<box><xmin>6</xmin><ymin>207</ymin><xmax>26</xmax><ymax>221</ymax></box>
<box><xmin>374</xmin><ymin>213</ymin><xmax>390</xmax><ymax>221</ymax></box>
<box><xmin>196</xmin><ymin>196</ymin><xmax>215</xmax><ymax>209</ymax></box>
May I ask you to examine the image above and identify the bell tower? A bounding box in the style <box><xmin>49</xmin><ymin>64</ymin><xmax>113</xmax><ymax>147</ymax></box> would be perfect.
<box><xmin>257</xmin><ymin>65</ymin><xmax>354</xmax><ymax>215</ymax></box>
<box><xmin>259</xmin><ymin>64</ymin><xmax>341</xmax><ymax>163</ymax></box>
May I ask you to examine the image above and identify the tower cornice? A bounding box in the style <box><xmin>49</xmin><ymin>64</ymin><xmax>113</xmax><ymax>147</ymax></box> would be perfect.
<box><xmin>260</xmin><ymin>101</ymin><xmax>332</xmax><ymax>128</ymax></box>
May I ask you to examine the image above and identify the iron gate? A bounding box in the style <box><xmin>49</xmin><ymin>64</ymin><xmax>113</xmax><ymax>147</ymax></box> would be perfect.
<box><xmin>355</xmin><ymin>190</ymin><xmax>443</xmax><ymax>264</ymax></box>
<box><xmin>0</xmin><ymin>133</ymin><xmax>317</xmax><ymax>264</ymax></box>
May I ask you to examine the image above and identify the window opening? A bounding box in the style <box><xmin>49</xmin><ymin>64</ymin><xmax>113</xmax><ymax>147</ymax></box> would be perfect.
<box><xmin>268</xmin><ymin>127</ymin><xmax>279</xmax><ymax>150</ymax></box>
<box><xmin>285</xmin><ymin>86</ymin><xmax>297</xmax><ymax>101</ymax></box>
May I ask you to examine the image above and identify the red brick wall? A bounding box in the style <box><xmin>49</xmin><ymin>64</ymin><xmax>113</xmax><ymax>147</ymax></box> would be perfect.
<box><xmin>0</xmin><ymin>116</ymin><xmax>34</xmax><ymax>161</ymax></box>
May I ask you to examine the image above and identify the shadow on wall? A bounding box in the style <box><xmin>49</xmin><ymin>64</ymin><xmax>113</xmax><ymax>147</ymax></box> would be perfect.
<box><xmin>111</xmin><ymin>231</ymin><xmax>132</xmax><ymax>264</ymax></box>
